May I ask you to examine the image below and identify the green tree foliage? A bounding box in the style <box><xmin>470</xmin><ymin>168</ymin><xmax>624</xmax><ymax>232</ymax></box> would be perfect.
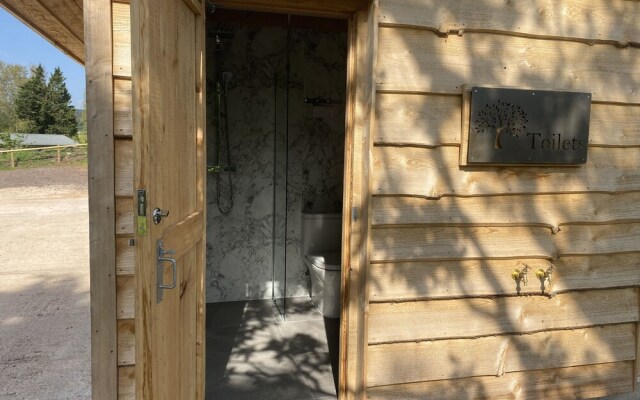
<box><xmin>45</xmin><ymin>68</ymin><xmax>77</xmax><ymax>138</ymax></box>
<box><xmin>14</xmin><ymin>64</ymin><xmax>47</xmax><ymax>133</ymax></box>
<box><xmin>0</xmin><ymin>132</ymin><xmax>24</xmax><ymax>149</ymax></box>
<box><xmin>0</xmin><ymin>61</ymin><xmax>28</xmax><ymax>132</ymax></box>
<box><xmin>14</xmin><ymin>64</ymin><xmax>78</xmax><ymax>138</ymax></box>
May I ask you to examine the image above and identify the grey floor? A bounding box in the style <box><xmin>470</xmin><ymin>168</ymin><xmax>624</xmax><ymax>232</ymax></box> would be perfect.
<box><xmin>206</xmin><ymin>297</ymin><xmax>340</xmax><ymax>400</ymax></box>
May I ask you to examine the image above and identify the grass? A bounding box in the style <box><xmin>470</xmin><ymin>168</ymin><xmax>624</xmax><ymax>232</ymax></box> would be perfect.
<box><xmin>0</xmin><ymin>146</ymin><xmax>87</xmax><ymax>171</ymax></box>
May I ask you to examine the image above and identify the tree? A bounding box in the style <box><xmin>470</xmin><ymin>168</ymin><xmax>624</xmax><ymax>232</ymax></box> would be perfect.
<box><xmin>13</xmin><ymin>65</ymin><xmax>78</xmax><ymax>138</ymax></box>
<box><xmin>0</xmin><ymin>132</ymin><xmax>24</xmax><ymax>149</ymax></box>
<box><xmin>0</xmin><ymin>61</ymin><xmax>28</xmax><ymax>132</ymax></box>
<box><xmin>45</xmin><ymin>67</ymin><xmax>77</xmax><ymax>138</ymax></box>
<box><xmin>14</xmin><ymin>64</ymin><xmax>47</xmax><ymax>133</ymax></box>
<box><xmin>475</xmin><ymin>100</ymin><xmax>528</xmax><ymax>149</ymax></box>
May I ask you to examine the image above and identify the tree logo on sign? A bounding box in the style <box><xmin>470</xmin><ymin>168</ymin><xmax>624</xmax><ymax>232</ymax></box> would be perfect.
<box><xmin>474</xmin><ymin>100</ymin><xmax>528</xmax><ymax>149</ymax></box>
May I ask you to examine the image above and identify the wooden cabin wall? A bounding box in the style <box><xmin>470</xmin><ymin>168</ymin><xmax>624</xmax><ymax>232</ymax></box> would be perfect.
<box><xmin>366</xmin><ymin>0</ymin><xmax>640</xmax><ymax>398</ymax></box>
<box><xmin>87</xmin><ymin>0</ymin><xmax>134</xmax><ymax>399</ymax></box>
<box><xmin>113</xmin><ymin>1</ymin><xmax>135</xmax><ymax>398</ymax></box>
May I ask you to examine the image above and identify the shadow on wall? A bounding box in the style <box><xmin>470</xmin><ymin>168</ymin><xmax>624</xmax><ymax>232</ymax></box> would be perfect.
<box><xmin>367</xmin><ymin>0</ymin><xmax>640</xmax><ymax>398</ymax></box>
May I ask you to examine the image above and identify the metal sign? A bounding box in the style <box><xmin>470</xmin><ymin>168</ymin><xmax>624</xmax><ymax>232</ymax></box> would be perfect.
<box><xmin>467</xmin><ymin>87</ymin><xmax>591</xmax><ymax>165</ymax></box>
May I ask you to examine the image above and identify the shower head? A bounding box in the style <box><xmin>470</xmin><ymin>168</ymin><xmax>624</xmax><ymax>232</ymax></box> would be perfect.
<box><xmin>213</xmin><ymin>28</ymin><xmax>234</xmax><ymax>51</ymax></box>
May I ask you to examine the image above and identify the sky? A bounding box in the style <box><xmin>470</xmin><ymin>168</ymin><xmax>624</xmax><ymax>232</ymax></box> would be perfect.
<box><xmin>0</xmin><ymin>7</ymin><xmax>86</xmax><ymax>109</ymax></box>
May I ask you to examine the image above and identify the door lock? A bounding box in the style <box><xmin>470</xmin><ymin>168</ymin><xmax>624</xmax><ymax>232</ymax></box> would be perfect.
<box><xmin>153</xmin><ymin>208</ymin><xmax>170</xmax><ymax>224</ymax></box>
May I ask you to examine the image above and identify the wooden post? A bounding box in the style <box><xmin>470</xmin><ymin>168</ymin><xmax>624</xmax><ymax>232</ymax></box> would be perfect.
<box><xmin>85</xmin><ymin>0</ymin><xmax>118</xmax><ymax>399</ymax></box>
<box><xmin>57</xmin><ymin>147</ymin><xmax>61</xmax><ymax>163</ymax></box>
<box><xmin>10</xmin><ymin>152</ymin><xmax>15</xmax><ymax>168</ymax></box>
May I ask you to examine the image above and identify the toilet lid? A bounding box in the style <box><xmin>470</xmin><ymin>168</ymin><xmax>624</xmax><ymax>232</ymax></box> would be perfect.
<box><xmin>306</xmin><ymin>251</ymin><xmax>341</xmax><ymax>271</ymax></box>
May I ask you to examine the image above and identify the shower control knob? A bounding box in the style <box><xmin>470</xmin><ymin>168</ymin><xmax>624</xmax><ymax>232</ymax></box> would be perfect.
<box><xmin>152</xmin><ymin>208</ymin><xmax>170</xmax><ymax>224</ymax></box>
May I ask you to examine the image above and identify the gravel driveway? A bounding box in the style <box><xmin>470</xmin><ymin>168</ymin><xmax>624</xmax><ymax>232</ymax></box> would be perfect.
<box><xmin>0</xmin><ymin>166</ymin><xmax>91</xmax><ymax>399</ymax></box>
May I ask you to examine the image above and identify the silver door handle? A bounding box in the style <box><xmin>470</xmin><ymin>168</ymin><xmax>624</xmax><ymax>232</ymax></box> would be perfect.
<box><xmin>153</xmin><ymin>208</ymin><xmax>170</xmax><ymax>224</ymax></box>
<box><xmin>157</xmin><ymin>239</ymin><xmax>177</xmax><ymax>303</ymax></box>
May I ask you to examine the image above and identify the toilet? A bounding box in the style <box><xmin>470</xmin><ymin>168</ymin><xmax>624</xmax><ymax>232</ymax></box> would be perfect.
<box><xmin>302</xmin><ymin>212</ymin><xmax>342</xmax><ymax>318</ymax></box>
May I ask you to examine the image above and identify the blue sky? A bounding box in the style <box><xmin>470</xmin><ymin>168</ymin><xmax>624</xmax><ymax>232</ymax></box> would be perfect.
<box><xmin>0</xmin><ymin>7</ymin><xmax>85</xmax><ymax>108</ymax></box>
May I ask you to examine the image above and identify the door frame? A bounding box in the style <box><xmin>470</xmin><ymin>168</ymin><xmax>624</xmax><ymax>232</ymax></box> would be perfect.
<box><xmin>85</xmin><ymin>0</ymin><xmax>376</xmax><ymax>398</ymax></box>
<box><xmin>212</xmin><ymin>1</ymin><xmax>376</xmax><ymax>398</ymax></box>
<box><xmin>216</xmin><ymin>0</ymin><xmax>378</xmax><ymax>399</ymax></box>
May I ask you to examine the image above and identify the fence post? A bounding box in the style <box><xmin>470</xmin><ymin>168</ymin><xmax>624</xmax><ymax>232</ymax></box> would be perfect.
<box><xmin>57</xmin><ymin>147</ymin><xmax>61</xmax><ymax>163</ymax></box>
<box><xmin>10</xmin><ymin>152</ymin><xmax>15</xmax><ymax>168</ymax></box>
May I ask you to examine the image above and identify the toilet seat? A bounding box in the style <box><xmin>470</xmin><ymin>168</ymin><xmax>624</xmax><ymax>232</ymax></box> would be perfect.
<box><xmin>305</xmin><ymin>251</ymin><xmax>341</xmax><ymax>271</ymax></box>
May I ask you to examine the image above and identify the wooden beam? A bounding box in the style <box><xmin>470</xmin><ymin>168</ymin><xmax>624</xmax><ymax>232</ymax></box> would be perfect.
<box><xmin>376</xmin><ymin>27</ymin><xmax>640</xmax><ymax>104</ymax></box>
<box><xmin>0</xmin><ymin>0</ymin><xmax>84</xmax><ymax>63</ymax></box>
<box><xmin>214</xmin><ymin>0</ymin><xmax>368</xmax><ymax>17</ymax></box>
<box><xmin>162</xmin><ymin>211</ymin><xmax>204</xmax><ymax>260</ymax></box>
<box><xmin>368</xmin><ymin>324</ymin><xmax>636</xmax><ymax>386</ymax></box>
<box><xmin>368</xmin><ymin>288</ymin><xmax>639</xmax><ymax>344</ymax></box>
<box><xmin>194</xmin><ymin>5</ymin><xmax>206</xmax><ymax>398</ymax></box>
<box><xmin>85</xmin><ymin>0</ymin><xmax>117</xmax><ymax>398</ymax></box>
<box><xmin>340</xmin><ymin>3</ymin><xmax>377</xmax><ymax>400</ymax></box>
<box><xmin>367</xmin><ymin>361</ymin><xmax>634</xmax><ymax>400</ymax></box>
<box><xmin>378</xmin><ymin>0</ymin><xmax>640</xmax><ymax>46</ymax></box>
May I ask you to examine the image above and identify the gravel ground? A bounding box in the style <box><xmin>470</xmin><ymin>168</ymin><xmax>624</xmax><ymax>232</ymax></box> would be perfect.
<box><xmin>0</xmin><ymin>166</ymin><xmax>90</xmax><ymax>399</ymax></box>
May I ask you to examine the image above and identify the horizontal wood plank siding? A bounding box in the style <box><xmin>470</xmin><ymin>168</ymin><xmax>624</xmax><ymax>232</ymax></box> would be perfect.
<box><xmin>114</xmin><ymin>139</ymin><xmax>133</xmax><ymax>197</ymax></box>
<box><xmin>368</xmin><ymin>288</ymin><xmax>639</xmax><ymax>344</ymax></box>
<box><xmin>367</xmin><ymin>361</ymin><xmax>634</xmax><ymax>400</ymax></box>
<box><xmin>116</xmin><ymin>275</ymin><xmax>134</xmax><ymax>320</ymax></box>
<box><xmin>112</xmin><ymin>2</ymin><xmax>131</xmax><ymax>78</ymax></box>
<box><xmin>117</xmin><ymin>319</ymin><xmax>135</xmax><ymax>366</ymax></box>
<box><xmin>375</xmin><ymin>93</ymin><xmax>640</xmax><ymax>147</ymax></box>
<box><xmin>376</xmin><ymin>27</ymin><xmax>640</xmax><ymax>104</ymax></box>
<box><xmin>116</xmin><ymin>238</ymin><xmax>134</xmax><ymax>275</ymax></box>
<box><xmin>372</xmin><ymin>193</ymin><xmax>640</xmax><ymax>228</ymax></box>
<box><xmin>378</xmin><ymin>0</ymin><xmax>640</xmax><ymax>45</ymax></box>
<box><xmin>115</xmin><ymin>197</ymin><xmax>134</xmax><ymax>236</ymax></box>
<box><xmin>371</xmin><ymin>226</ymin><xmax>555</xmax><ymax>261</ymax></box>
<box><xmin>369</xmin><ymin>254</ymin><xmax>640</xmax><ymax>301</ymax></box>
<box><xmin>366</xmin><ymin>0</ymin><xmax>640</xmax><ymax>397</ymax></box>
<box><xmin>371</xmin><ymin>223</ymin><xmax>640</xmax><ymax>262</ymax></box>
<box><xmin>373</xmin><ymin>146</ymin><xmax>640</xmax><ymax>198</ymax></box>
<box><xmin>114</xmin><ymin>79</ymin><xmax>133</xmax><ymax>138</ymax></box>
<box><xmin>368</xmin><ymin>324</ymin><xmax>636</xmax><ymax>386</ymax></box>
<box><xmin>117</xmin><ymin>365</ymin><xmax>135</xmax><ymax>400</ymax></box>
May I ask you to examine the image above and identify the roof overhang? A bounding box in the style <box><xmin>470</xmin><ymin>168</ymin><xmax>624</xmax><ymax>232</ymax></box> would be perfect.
<box><xmin>0</xmin><ymin>0</ymin><xmax>370</xmax><ymax>66</ymax></box>
<box><xmin>0</xmin><ymin>0</ymin><xmax>84</xmax><ymax>64</ymax></box>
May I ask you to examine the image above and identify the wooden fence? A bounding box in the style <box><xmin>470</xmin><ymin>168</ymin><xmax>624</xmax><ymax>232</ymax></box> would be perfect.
<box><xmin>0</xmin><ymin>144</ymin><xmax>88</xmax><ymax>169</ymax></box>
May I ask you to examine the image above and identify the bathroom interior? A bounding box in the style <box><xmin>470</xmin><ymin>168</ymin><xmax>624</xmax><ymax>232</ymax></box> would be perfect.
<box><xmin>204</xmin><ymin>7</ymin><xmax>348</xmax><ymax>399</ymax></box>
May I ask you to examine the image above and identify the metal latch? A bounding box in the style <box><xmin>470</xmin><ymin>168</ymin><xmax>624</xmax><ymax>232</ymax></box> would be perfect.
<box><xmin>136</xmin><ymin>189</ymin><xmax>148</xmax><ymax>235</ymax></box>
<box><xmin>157</xmin><ymin>239</ymin><xmax>177</xmax><ymax>303</ymax></box>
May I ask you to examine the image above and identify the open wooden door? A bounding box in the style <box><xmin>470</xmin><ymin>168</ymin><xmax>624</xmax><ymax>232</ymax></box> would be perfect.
<box><xmin>131</xmin><ymin>0</ymin><xmax>206</xmax><ymax>398</ymax></box>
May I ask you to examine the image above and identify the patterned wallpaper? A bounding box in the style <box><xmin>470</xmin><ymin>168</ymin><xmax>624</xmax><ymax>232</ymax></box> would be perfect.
<box><xmin>205</xmin><ymin>22</ymin><xmax>347</xmax><ymax>303</ymax></box>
